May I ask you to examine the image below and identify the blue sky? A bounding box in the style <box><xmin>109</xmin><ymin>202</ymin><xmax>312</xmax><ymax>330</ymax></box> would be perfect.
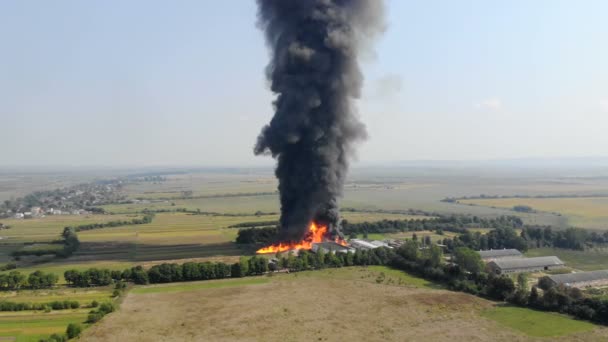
<box><xmin>1</xmin><ymin>0</ymin><xmax>607</xmax><ymax>167</ymax></box>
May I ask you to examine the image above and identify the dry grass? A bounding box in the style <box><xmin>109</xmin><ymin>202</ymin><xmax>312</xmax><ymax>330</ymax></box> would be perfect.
<box><xmin>80</xmin><ymin>267</ymin><xmax>608</xmax><ymax>342</ymax></box>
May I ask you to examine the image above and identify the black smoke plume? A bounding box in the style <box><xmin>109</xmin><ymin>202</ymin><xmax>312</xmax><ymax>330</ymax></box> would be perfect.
<box><xmin>254</xmin><ymin>0</ymin><xmax>385</xmax><ymax>241</ymax></box>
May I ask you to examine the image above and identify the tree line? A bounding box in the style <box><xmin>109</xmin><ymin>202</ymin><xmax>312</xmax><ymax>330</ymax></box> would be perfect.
<box><xmin>0</xmin><ymin>300</ymin><xmax>79</xmax><ymax>312</ymax></box>
<box><xmin>0</xmin><ymin>270</ymin><xmax>58</xmax><ymax>290</ymax></box>
<box><xmin>68</xmin><ymin>213</ymin><xmax>154</xmax><ymax>232</ymax></box>
<box><xmin>522</xmin><ymin>226</ymin><xmax>608</xmax><ymax>250</ymax></box>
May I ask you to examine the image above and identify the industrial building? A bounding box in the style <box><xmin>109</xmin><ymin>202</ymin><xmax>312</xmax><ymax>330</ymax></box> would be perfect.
<box><xmin>311</xmin><ymin>242</ymin><xmax>355</xmax><ymax>254</ymax></box>
<box><xmin>546</xmin><ymin>270</ymin><xmax>608</xmax><ymax>289</ymax></box>
<box><xmin>349</xmin><ymin>239</ymin><xmax>380</xmax><ymax>250</ymax></box>
<box><xmin>487</xmin><ymin>256</ymin><xmax>564</xmax><ymax>275</ymax></box>
<box><xmin>478</xmin><ymin>249</ymin><xmax>523</xmax><ymax>261</ymax></box>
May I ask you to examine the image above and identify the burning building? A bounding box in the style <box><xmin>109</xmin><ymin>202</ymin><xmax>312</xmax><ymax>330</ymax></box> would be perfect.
<box><xmin>254</xmin><ymin>0</ymin><xmax>385</xmax><ymax>254</ymax></box>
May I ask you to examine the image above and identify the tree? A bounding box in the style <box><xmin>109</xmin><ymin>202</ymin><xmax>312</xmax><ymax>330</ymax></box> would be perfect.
<box><xmin>398</xmin><ymin>239</ymin><xmax>420</xmax><ymax>261</ymax></box>
<box><xmin>538</xmin><ymin>276</ymin><xmax>555</xmax><ymax>291</ymax></box>
<box><xmin>66</xmin><ymin>323</ymin><xmax>82</xmax><ymax>339</ymax></box>
<box><xmin>517</xmin><ymin>273</ymin><xmax>529</xmax><ymax>291</ymax></box>
<box><xmin>425</xmin><ymin>244</ymin><xmax>443</xmax><ymax>268</ymax></box>
<box><xmin>487</xmin><ymin>275</ymin><xmax>516</xmax><ymax>300</ymax></box>
<box><xmin>423</xmin><ymin>235</ymin><xmax>432</xmax><ymax>246</ymax></box>
<box><xmin>529</xmin><ymin>286</ymin><xmax>540</xmax><ymax>307</ymax></box>
<box><xmin>453</xmin><ymin>247</ymin><xmax>484</xmax><ymax>274</ymax></box>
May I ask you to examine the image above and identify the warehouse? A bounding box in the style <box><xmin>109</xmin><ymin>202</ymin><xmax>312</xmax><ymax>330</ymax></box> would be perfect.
<box><xmin>478</xmin><ymin>249</ymin><xmax>523</xmax><ymax>261</ymax></box>
<box><xmin>311</xmin><ymin>242</ymin><xmax>355</xmax><ymax>254</ymax></box>
<box><xmin>547</xmin><ymin>270</ymin><xmax>608</xmax><ymax>289</ymax></box>
<box><xmin>487</xmin><ymin>256</ymin><xmax>564</xmax><ymax>275</ymax></box>
<box><xmin>349</xmin><ymin>239</ymin><xmax>380</xmax><ymax>250</ymax></box>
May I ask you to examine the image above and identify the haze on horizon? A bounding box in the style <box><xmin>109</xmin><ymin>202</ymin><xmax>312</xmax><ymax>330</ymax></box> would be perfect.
<box><xmin>1</xmin><ymin>0</ymin><xmax>607</xmax><ymax>168</ymax></box>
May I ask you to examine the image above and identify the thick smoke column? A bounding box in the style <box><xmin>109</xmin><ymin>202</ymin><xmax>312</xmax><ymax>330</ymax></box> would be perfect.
<box><xmin>255</xmin><ymin>0</ymin><xmax>385</xmax><ymax>241</ymax></box>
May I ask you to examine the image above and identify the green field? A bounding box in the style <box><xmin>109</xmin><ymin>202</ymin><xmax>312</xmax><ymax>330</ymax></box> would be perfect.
<box><xmin>0</xmin><ymin>286</ymin><xmax>115</xmax><ymax>341</ymax></box>
<box><xmin>0</xmin><ymin>310</ymin><xmax>90</xmax><ymax>342</ymax></box>
<box><xmin>525</xmin><ymin>247</ymin><xmax>608</xmax><ymax>271</ymax></box>
<box><xmin>482</xmin><ymin>305</ymin><xmax>596</xmax><ymax>337</ymax></box>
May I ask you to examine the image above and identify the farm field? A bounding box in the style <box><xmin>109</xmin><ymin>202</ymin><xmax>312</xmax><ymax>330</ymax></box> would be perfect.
<box><xmin>460</xmin><ymin>197</ymin><xmax>608</xmax><ymax>229</ymax></box>
<box><xmin>0</xmin><ymin>286</ymin><xmax>114</xmax><ymax>341</ymax></box>
<box><xmin>0</xmin><ymin>214</ymin><xmax>141</xmax><ymax>243</ymax></box>
<box><xmin>0</xmin><ymin>310</ymin><xmax>89</xmax><ymax>342</ymax></box>
<box><xmin>525</xmin><ymin>247</ymin><xmax>608</xmax><ymax>271</ymax></box>
<box><xmin>2</xmin><ymin>210</ymin><xmax>432</xmax><ymax>277</ymax></box>
<box><xmin>356</xmin><ymin>230</ymin><xmax>457</xmax><ymax>242</ymax></box>
<box><xmin>81</xmin><ymin>267</ymin><xmax>607</xmax><ymax>342</ymax></box>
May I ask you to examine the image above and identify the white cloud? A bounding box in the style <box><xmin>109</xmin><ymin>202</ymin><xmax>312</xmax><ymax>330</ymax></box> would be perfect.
<box><xmin>474</xmin><ymin>97</ymin><xmax>502</xmax><ymax>110</ymax></box>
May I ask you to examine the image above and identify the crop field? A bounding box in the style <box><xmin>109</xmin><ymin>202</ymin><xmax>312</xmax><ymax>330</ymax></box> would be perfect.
<box><xmin>82</xmin><ymin>267</ymin><xmax>607</xmax><ymax>342</ymax></box>
<box><xmin>525</xmin><ymin>247</ymin><xmax>608</xmax><ymax>271</ymax></box>
<box><xmin>357</xmin><ymin>230</ymin><xmax>457</xmax><ymax>242</ymax></box>
<box><xmin>460</xmin><ymin>197</ymin><xmax>608</xmax><ymax>229</ymax></box>
<box><xmin>0</xmin><ymin>286</ymin><xmax>114</xmax><ymax>341</ymax></box>
<box><xmin>0</xmin><ymin>214</ymin><xmax>140</xmax><ymax>243</ymax></box>
<box><xmin>3</xmin><ymin>210</ymin><xmax>431</xmax><ymax>273</ymax></box>
<box><xmin>0</xmin><ymin>310</ymin><xmax>90</xmax><ymax>342</ymax></box>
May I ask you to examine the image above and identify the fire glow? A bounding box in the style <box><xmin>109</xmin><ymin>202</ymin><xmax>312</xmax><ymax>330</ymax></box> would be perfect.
<box><xmin>256</xmin><ymin>222</ymin><xmax>347</xmax><ymax>254</ymax></box>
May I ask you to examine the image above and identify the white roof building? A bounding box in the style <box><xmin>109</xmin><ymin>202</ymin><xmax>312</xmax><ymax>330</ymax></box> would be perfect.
<box><xmin>349</xmin><ymin>239</ymin><xmax>380</xmax><ymax>250</ymax></box>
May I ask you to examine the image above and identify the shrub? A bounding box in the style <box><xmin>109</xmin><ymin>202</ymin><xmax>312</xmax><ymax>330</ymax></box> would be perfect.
<box><xmin>66</xmin><ymin>323</ymin><xmax>82</xmax><ymax>339</ymax></box>
<box><xmin>86</xmin><ymin>312</ymin><xmax>103</xmax><ymax>323</ymax></box>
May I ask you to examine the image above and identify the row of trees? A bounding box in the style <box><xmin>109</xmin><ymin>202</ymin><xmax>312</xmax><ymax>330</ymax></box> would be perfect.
<box><xmin>522</xmin><ymin>226</ymin><xmax>608</xmax><ymax>250</ymax></box>
<box><xmin>0</xmin><ymin>270</ymin><xmax>58</xmax><ymax>290</ymax></box>
<box><xmin>63</xmin><ymin>248</ymin><xmax>395</xmax><ymax>288</ymax></box>
<box><xmin>68</xmin><ymin>213</ymin><xmax>154</xmax><ymax>232</ymax></box>
<box><xmin>64</xmin><ymin>268</ymin><xmax>120</xmax><ymax>287</ymax></box>
<box><xmin>0</xmin><ymin>300</ymin><xmax>79</xmax><ymax>312</ymax></box>
<box><xmin>439</xmin><ymin>226</ymin><xmax>528</xmax><ymax>253</ymax></box>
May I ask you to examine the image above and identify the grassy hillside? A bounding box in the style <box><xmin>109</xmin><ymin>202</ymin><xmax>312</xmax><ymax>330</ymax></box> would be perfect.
<box><xmin>81</xmin><ymin>267</ymin><xmax>606</xmax><ymax>342</ymax></box>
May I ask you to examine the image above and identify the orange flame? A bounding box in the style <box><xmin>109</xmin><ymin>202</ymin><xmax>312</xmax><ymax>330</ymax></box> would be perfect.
<box><xmin>256</xmin><ymin>222</ymin><xmax>347</xmax><ymax>254</ymax></box>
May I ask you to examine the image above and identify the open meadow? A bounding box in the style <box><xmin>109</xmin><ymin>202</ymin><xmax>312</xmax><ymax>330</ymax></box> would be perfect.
<box><xmin>82</xmin><ymin>267</ymin><xmax>607</xmax><ymax>342</ymax></box>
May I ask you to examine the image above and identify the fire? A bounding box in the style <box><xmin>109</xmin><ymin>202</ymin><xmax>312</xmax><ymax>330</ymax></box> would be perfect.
<box><xmin>256</xmin><ymin>222</ymin><xmax>347</xmax><ymax>254</ymax></box>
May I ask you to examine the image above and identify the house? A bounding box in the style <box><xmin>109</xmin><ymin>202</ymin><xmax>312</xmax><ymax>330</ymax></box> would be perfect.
<box><xmin>546</xmin><ymin>270</ymin><xmax>608</xmax><ymax>289</ymax></box>
<box><xmin>487</xmin><ymin>256</ymin><xmax>565</xmax><ymax>275</ymax></box>
<box><xmin>311</xmin><ymin>242</ymin><xmax>355</xmax><ymax>254</ymax></box>
<box><xmin>349</xmin><ymin>239</ymin><xmax>379</xmax><ymax>250</ymax></box>
<box><xmin>31</xmin><ymin>207</ymin><xmax>42</xmax><ymax>216</ymax></box>
<box><xmin>13</xmin><ymin>213</ymin><xmax>24</xmax><ymax>219</ymax></box>
<box><xmin>478</xmin><ymin>249</ymin><xmax>523</xmax><ymax>261</ymax></box>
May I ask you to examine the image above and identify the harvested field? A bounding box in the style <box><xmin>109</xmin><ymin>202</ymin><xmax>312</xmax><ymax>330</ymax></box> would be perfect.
<box><xmin>81</xmin><ymin>267</ymin><xmax>607</xmax><ymax>342</ymax></box>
